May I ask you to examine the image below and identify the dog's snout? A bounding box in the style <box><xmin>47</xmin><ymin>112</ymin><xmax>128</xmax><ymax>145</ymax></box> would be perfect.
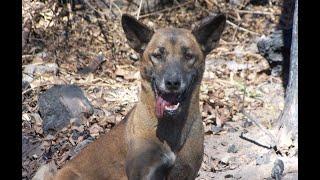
<box><xmin>165</xmin><ymin>77</ymin><xmax>181</xmax><ymax>91</ymax></box>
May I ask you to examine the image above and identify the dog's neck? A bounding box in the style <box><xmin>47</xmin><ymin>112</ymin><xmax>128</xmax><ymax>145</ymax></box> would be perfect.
<box><xmin>133</xmin><ymin>80</ymin><xmax>201</xmax><ymax>151</ymax></box>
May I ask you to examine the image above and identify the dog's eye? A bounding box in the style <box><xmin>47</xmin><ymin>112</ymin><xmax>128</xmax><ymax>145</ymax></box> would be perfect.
<box><xmin>152</xmin><ymin>53</ymin><xmax>162</xmax><ymax>59</ymax></box>
<box><xmin>185</xmin><ymin>53</ymin><xmax>194</xmax><ymax>61</ymax></box>
<box><xmin>150</xmin><ymin>53</ymin><xmax>162</xmax><ymax>64</ymax></box>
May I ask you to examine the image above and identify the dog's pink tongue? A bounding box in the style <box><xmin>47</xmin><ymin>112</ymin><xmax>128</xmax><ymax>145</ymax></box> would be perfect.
<box><xmin>156</xmin><ymin>96</ymin><xmax>171</xmax><ymax>118</ymax></box>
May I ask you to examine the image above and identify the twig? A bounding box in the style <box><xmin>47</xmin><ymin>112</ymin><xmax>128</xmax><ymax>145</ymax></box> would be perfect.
<box><xmin>110</xmin><ymin>1</ymin><xmax>122</xmax><ymax>16</ymax></box>
<box><xmin>136</xmin><ymin>0</ymin><xmax>143</xmax><ymax>20</ymax></box>
<box><xmin>240</xmin><ymin>132</ymin><xmax>272</xmax><ymax>149</ymax></box>
<box><xmin>22</xmin><ymin>83</ymin><xmax>59</xmax><ymax>95</ymax></box>
<box><xmin>139</xmin><ymin>1</ymin><xmax>194</xmax><ymax>19</ymax></box>
<box><xmin>203</xmin><ymin>114</ymin><xmax>215</xmax><ymax>122</ymax></box>
<box><xmin>226</xmin><ymin>20</ymin><xmax>260</xmax><ymax>36</ymax></box>
<box><xmin>236</xmin><ymin>10</ymin><xmax>280</xmax><ymax>16</ymax></box>
<box><xmin>232</xmin><ymin>22</ymin><xmax>240</xmax><ymax>41</ymax></box>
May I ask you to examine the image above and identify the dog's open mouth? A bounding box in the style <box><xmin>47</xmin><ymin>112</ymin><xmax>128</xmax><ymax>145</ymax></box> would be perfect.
<box><xmin>156</xmin><ymin>93</ymin><xmax>180</xmax><ymax>118</ymax></box>
<box><xmin>153</xmin><ymin>85</ymin><xmax>185</xmax><ymax>119</ymax></box>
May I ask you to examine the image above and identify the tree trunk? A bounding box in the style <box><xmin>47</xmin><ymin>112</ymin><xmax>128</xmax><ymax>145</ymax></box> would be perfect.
<box><xmin>276</xmin><ymin>0</ymin><xmax>298</xmax><ymax>155</ymax></box>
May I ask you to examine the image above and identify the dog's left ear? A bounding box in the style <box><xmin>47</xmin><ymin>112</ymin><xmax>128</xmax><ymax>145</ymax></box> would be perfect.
<box><xmin>122</xmin><ymin>14</ymin><xmax>154</xmax><ymax>53</ymax></box>
<box><xmin>192</xmin><ymin>14</ymin><xmax>226</xmax><ymax>55</ymax></box>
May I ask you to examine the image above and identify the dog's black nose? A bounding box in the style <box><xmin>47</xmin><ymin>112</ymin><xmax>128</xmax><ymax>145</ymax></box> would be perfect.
<box><xmin>165</xmin><ymin>77</ymin><xmax>181</xmax><ymax>91</ymax></box>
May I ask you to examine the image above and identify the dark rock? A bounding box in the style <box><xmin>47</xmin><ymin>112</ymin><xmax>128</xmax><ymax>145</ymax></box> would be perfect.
<box><xmin>227</xmin><ymin>144</ymin><xmax>238</xmax><ymax>153</ymax></box>
<box><xmin>257</xmin><ymin>30</ymin><xmax>285</xmax><ymax>63</ymax></box>
<box><xmin>271</xmin><ymin>65</ymin><xmax>283</xmax><ymax>77</ymax></box>
<box><xmin>271</xmin><ymin>159</ymin><xmax>284</xmax><ymax>179</ymax></box>
<box><xmin>256</xmin><ymin>153</ymin><xmax>271</xmax><ymax>165</ymax></box>
<box><xmin>225</xmin><ymin>174</ymin><xmax>234</xmax><ymax>178</ymax></box>
<box><xmin>38</xmin><ymin>85</ymin><xmax>94</xmax><ymax>134</ymax></box>
<box><xmin>242</xmin><ymin>120</ymin><xmax>253</xmax><ymax>128</ymax></box>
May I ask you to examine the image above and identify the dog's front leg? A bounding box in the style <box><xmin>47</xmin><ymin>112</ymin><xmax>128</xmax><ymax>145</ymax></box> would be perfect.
<box><xmin>125</xmin><ymin>140</ymin><xmax>175</xmax><ymax>180</ymax></box>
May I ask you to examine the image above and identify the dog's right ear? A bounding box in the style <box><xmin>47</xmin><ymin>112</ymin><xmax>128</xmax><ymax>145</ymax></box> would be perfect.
<box><xmin>121</xmin><ymin>14</ymin><xmax>154</xmax><ymax>53</ymax></box>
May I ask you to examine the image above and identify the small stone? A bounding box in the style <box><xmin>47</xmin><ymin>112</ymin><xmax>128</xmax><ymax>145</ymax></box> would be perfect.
<box><xmin>221</xmin><ymin>157</ymin><xmax>229</xmax><ymax>164</ymax></box>
<box><xmin>225</xmin><ymin>174</ymin><xmax>233</xmax><ymax>178</ymax></box>
<box><xmin>45</xmin><ymin>134</ymin><xmax>55</xmax><ymax>140</ymax></box>
<box><xmin>228</xmin><ymin>144</ymin><xmax>238</xmax><ymax>153</ymax></box>
<box><xmin>271</xmin><ymin>159</ymin><xmax>284</xmax><ymax>179</ymax></box>
<box><xmin>271</xmin><ymin>65</ymin><xmax>283</xmax><ymax>77</ymax></box>
<box><xmin>228</xmin><ymin>127</ymin><xmax>237</xmax><ymax>133</ymax></box>
<box><xmin>256</xmin><ymin>154</ymin><xmax>270</xmax><ymax>165</ymax></box>
<box><xmin>242</xmin><ymin>120</ymin><xmax>253</xmax><ymax>128</ymax></box>
<box><xmin>32</xmin><ymin>154</ymin><xmax>38</xmax><ymax>159</ymax></box>
<box><xmin>212</xmin><ymin>126</ymin><xmax>223</xmax><ymax>133</ymax></box>
<box><xmin>31</xmin><ymin>113</ymin><xmax>43</xmax><ymax>126</ymax></box>
<box><xmin>221</xmin><ymin>142</ymin><xmax>228</xmax><ymax>146</ymax></box>
<box><xmin>129</xmin><ymin>53</ymin><xmax>139</xmax><ymax>61</ymax></box>
<box><xmin>22</xmin><ymin>80</ymin><xmax>30</xmax><ymax>91</ymax></box>
<box><xmin>229</xmin><ymin>0</ymin><xmax>244</xmax><ymax>6</ymax></box>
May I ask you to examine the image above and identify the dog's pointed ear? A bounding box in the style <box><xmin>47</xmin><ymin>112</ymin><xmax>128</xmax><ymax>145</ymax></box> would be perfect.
<box><xmin>192</xmin><ymin>14</ymin><xmax>226</xmax><ymax>55</ymax></box>
<box><xmin>121</xmin><ymin>14</ymin><xmax>154</xmax><ymax>53</ymax></box>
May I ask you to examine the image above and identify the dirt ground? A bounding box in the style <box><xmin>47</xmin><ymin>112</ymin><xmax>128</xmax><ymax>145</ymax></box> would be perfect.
<box><xmin>22</xmin><ymin>0</ymin><xmax>297</xmax><ymax>179</ymax></box>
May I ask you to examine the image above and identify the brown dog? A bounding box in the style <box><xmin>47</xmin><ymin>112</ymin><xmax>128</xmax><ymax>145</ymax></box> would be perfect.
<box><xmin>33</xmin><ymin>13</ymin><xmax>226</xmax><ymax>180</ymax></box>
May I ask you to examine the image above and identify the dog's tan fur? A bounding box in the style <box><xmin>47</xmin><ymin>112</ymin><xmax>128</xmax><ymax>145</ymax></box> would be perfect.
<box><xmin>33</xmin><ymin>13</ymin><xmax>226</xmax><ymax>180</ymax></box>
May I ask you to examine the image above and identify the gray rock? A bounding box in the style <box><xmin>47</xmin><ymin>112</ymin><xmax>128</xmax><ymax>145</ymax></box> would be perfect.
<box><xmin>229</xmin><ymin>0</ymin><xmax>244</xmax><ymax>6</ymax></box>
<box><xmin>271</xmin><ymin>159</ymin><xmax>284</xmax><ymax>179</ymax></box>
<box><xmin>212</xmin><ymin>125</ymin><xmax>223</xmax><ymax>133</ymax></box>
<box><xmin>271</xmin><ymin>65</ymin><xmax>283</xmax><ymax>77</ymax></box>
<box><xmin>24</xmin><ymin>63</ymin><xmax>58</xmax><ymax>76</ymax></box>
<box><xmin>227</xmin><ymin>144</ymin><xmax>238</xmax><ymax>153</ymax></box>
<box><xmin>257</xmin><ymin>31</ymin><xmax>285</xmax><ymax>63</ymax></box>
<box><xmin>23</xmin><ymin>63</ymin><xmax>59</xmax><ymax>83</ymax></box>
<box><xmin>38</xmin><ymin>85</ymin><xmax>94</xmax><ymax>134</ymax></box>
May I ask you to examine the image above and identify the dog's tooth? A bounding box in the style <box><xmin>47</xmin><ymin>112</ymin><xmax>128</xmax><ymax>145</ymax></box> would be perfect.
<box><xmin>164</xmin><ymin>103</ymin><xmax>180</xmax><ymax>111</ymax></box>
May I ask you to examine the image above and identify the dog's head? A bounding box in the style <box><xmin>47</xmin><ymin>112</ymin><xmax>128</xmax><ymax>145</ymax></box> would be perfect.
<box><xmin>122</xmin><ymin>14</ymin><xmax>226</xmax><ymax>119</ymax></box>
